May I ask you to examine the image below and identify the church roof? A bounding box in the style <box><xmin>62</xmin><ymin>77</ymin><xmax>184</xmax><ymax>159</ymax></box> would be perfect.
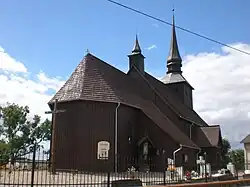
<box><xmin>195</xmin><ymin>126</ymin><xmax>222</xmax><ymax>147</ymax></box>
<box><xmin>161</xmin><ymin>73</ymin><xmax>194</xmax><ymax>89</ymax></box>
<box><xmin>49</xmin><ymin>53</ymin><xmax>198</xmax><ymax>149</ymax></box>
<box><xmin>161</xmin><ymin>73</ymin><xmax>186</xmax><ymax>84</ymax></box>
<box><xmin>144</xmin><ymin>73</ymin><xmax>207</xmax><ymax>126</ymax></box>
<box><xmin>241</xmin><ymin>134</ymin><xmax>250</xmax><ymax>144</ymax></box>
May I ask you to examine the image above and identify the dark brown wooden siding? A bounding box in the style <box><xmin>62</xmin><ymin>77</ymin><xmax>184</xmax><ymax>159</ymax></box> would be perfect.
<box><xmin>175</xmin><ymin>147</ymin><xmax>198</xmax><ymax>170</ymax></box>
<box><xmin>136</xmin><ymin>111</ymin><xmax>179</xmax><ymax>171</ymax></box>
<box><xmin>165</xmin><ymin>82</ymin><xmax>193</xmax><ymax>109</ymax></box>
<box><xmin>54</xmin><ymin>100</ymin><xmax>117</xmax><ymax>172</ymax></box>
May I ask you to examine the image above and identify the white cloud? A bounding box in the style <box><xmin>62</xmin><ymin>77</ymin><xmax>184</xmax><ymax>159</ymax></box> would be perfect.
<box><xmin>146</xmin><ymin>44</ymin><xmax>157</xmax><ymax>51</ymax></box>
<box><xmin>0</xmin><ymin>46</ymin><xmax>65</xmax><ymax>121</ymax></box>
<box><xmin>0</xmin><ymin>46</ymin><xmax>27</xmax><ymax>73</ymax></box>
<box><xmin>182</xmin><ymin>43</ymin><xmax>250</xmax><ymax>148</ymax></box>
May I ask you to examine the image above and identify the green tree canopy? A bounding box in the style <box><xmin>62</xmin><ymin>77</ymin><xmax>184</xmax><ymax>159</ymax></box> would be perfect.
<box><xmin>0</xmin><ymin>103</ymin><xmax>51</xmax><ymax>164</ymax></box>
<box><xmin>221</xmin><ymin>138</ymin><xmax>231</xmax><ymax>167</ymax></box>
<box><xmin>228</xmin><ymin>149</ymin><xmax>245</xmax><ymax>170</ymax></box>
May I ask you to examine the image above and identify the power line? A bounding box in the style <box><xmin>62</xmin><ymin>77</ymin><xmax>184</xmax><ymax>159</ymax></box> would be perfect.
<box><xmin>107</xmin><ymin>0</ymin><xmax>250</xmax><ymax>56</ymax></box>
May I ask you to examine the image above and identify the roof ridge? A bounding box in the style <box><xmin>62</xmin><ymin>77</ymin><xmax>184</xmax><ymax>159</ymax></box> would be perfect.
<box><xmin>87</xmin><ymin>53</ymin><xmax>128</xmax><ymax>76</ymax></box>
<box><xmin>131</xmin><ymin>66</ymin><xmax>205</xmax><ymax>126</ymax></box>
<box><xmin>130</xmin><ymin>66</ymin><xmax>182</xmax><ymax>116</ymax></box>
<box><xmin>145</xmin><ymin>72</ymin><xmax>207</xmax><ymax>126</ymax></box>
<box><xmin>202</xmin><ymin>125</ymin><xmax>220</xmax><ymax>128</ymax></box>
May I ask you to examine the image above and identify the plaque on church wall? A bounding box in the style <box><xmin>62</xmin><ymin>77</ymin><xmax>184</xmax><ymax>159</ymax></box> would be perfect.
<box><xmin>97</xmin><ymin>141</ymin><xmax>110</xmax><ymax>160</ymax></box>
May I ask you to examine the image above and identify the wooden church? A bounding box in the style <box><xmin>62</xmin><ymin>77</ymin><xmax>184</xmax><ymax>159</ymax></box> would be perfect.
<box><xmin>48</xmin><ymin>16</ymin><xmax>222</xmax><ymax>172</ymax></box>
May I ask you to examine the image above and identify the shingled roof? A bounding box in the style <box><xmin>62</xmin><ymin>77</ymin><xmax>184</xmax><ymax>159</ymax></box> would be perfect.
<box><xmin>144</xmin><ymin>73</ymin><xmax>208</xmax><ymax>126</ymax></box>
<box><xmin>241</xmin><ymin>134</ymin><xmax>250</xmax><ymax>144</ymax></box>
<box><xmin>49</xmin><ymin>53</ymin><xmax>198</xmax><ymax>149</ymax></box>
<box><xmin>195</xmin><ymin>125</ymin><xmax>222</xmax><ymax>147</ymax></box>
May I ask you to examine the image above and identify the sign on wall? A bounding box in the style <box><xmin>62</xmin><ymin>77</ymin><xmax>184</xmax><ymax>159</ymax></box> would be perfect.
<box><xmin>97</xmin><ymin>141</ymin><xmax>110</xmax><ymax>160</ymax></box>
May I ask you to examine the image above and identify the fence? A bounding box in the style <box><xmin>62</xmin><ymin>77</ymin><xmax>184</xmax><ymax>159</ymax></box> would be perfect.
<box><xmin>0</xmin><ymin>148</ymin><xmax>247</xmax><ymax>186</ymax></box>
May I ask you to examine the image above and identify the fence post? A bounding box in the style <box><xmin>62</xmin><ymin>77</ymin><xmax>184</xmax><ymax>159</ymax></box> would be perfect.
<box><xmin>30</xmin><ymin>144</ymin><xmax>36</xmax><ymax>187</ymax></box>
<box><xmin>204</xmin><ymin>152</ymin><xmax>207</xmax><ymax>183</ymax></box>
<box><xmin>162</xmin><ymin>154</ymin><xmax>166</xmax><ymax>185</ymax></box>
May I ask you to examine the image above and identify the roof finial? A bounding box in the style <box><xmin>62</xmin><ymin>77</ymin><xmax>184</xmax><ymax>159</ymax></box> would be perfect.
<box><xmin>172</xmin><ymin>5</ymin><xmax>175</xmax><ymax>26</ymax></box>
<box><xmin>85</xmin><ymin>49</ymin><xmax>90</xmax><ymax>54</ymax></box>
<box><xmin>132</xmin><ymin>34</ymin><xmax>142</xmax><ymax>54</ymax></box>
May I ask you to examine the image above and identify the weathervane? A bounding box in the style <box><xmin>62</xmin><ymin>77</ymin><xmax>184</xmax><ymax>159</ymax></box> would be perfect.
<box><xmin>86</xmin><ymin>49</ymin><xmax>90</xmax><ymax>54</ymax></box>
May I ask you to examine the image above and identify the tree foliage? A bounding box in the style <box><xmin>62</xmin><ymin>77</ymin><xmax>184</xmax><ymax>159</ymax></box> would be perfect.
<box><xmin>221</xmin><ymin>138</ymin><xmax>231</xmax><ymax>167</ymax></box>
<box><xmin>220</xmin><ymin>138</ymin><xmax>245</xmax><ymax>169</ymax></box>
<box><xmin>228</xmin><ymin>149</ymin><xmax>245</xmax><ymax>170</ymax></box>
<box><xmin>0</xmin><ymin>103</ymin><xmax>51</xmax><ymax>164</ymax></box>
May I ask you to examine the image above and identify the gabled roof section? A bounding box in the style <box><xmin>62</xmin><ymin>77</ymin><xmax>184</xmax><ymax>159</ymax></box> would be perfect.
<box><xmin>141</xmin><ymin>101</ymin><xmax>198</xmax><ymax>149</ymax></box>
<box><xmin>196</xmin><ymin>125</ymin><xmax>222</xmax><ymax>147</ymax></box>
<box><xmin>144</xmin><ymin>72</ymin><xmax>207</xmax><ymax>126</ymax></box>
<box><xmin>241</xmin><ymin>134</ymin><xmax>250</xmax><ymax>144</ymax></box>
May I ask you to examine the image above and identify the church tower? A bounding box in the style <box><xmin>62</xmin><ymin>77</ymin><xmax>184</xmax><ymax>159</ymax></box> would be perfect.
<box><xmin>161</xmin><ymin>14</ymin><xmax>194</xmax><ymax>109</ymax></box>
<box><xmin>128</xmin><ymin>35</ymin><xmax>145</xmax><ymax>75</ymax></box>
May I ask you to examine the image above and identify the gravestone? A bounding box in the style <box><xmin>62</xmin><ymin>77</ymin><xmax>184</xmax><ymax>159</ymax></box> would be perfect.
<box><xmin>196</xmin><ymin>156</ymin><xmax>205</xmax><ymax>177</ymax></box>
<box><xmin>227</xmin><ymin>162</ymin><xmax>235</xmax><ymax>175</ymax></box>
<box><xmin>176</xmin><ymin>166</ymin><xmax>184</xmax><ymax>180</ymax></box>
<box><xmin>111</xmin><ymin>179</ymin><xmax>142</xmax><ymax>187</ymax></box>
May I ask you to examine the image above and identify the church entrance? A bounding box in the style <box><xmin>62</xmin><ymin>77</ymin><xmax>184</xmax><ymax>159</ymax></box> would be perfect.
<box><xmin>136</xmin><ymin>137</ymin><xmax>155</xmax><ymax>172</ymax></box>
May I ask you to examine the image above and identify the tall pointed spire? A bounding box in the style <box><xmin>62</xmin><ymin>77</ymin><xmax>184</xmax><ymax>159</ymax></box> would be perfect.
<box><xmin>132</xmin><ymin>34</ymin><xmax>142</xmax><ymax>54</ymax></box>
<box><xmin>167</xmin><ymin>10</ymin><xmax>182</xmax><ymax>74</ymax></box>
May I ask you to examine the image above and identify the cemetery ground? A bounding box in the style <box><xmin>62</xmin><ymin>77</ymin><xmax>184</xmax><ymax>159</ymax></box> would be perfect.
<box><xmin>0</xmin><ymin>169</ymin><xmax>168</xmax><ymax>186</ymax></box>
<box><xmin>0</xmin><ymin>168</ymin><xmax>246</xmax><ymax>187</ymax></box>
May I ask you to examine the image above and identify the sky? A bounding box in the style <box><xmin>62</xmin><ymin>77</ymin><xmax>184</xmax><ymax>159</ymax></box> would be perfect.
<box><xmin>0</xmin><ymin>0</ymin><xmax>250</xmax><ymax>149</ymax></box>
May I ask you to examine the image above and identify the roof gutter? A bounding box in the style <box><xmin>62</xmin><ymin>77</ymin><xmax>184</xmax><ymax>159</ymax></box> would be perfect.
<box><xmin>173</xmin><ymin>145</ymin><xmax>183</xmax><ymax>166</ymax></box>
<box><xmin>115</xmin><ymin>102</ymin><xmax>121</xmax><ymax>173</ymax></box>
<box><xmin>181</xmin><ymin>144</ymin><xmax>200</xmax><ymax>150</ymax></box>
<box><xmin>180</xmin><ymin>116</ymin><xmax>203</xmax><ymax>127</ymax></box>
<box><xmin>189</xmin><ymin>122</ymin><xmax>195</xmax><ymax>140</ymax></box>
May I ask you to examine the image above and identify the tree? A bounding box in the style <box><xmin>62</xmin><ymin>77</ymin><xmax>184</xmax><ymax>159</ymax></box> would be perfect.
<box><xmin>228</xmin><ymin>149</ymin><xmax>245</xmax><ymax>170</ymax></box>
<box><xmin>0</xmin><ymin>141</ymin><xmax>10</xmax><ymax>165</ymax></box>
<box><xmin>221</xmin><ymin>138</ymin><xmax>231</xmax><ymax>167</ymax></box>
<box><xmin>0</xmin><ymin>103</ymin><xmax>51</xmax><ymax>164</ymax></box>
